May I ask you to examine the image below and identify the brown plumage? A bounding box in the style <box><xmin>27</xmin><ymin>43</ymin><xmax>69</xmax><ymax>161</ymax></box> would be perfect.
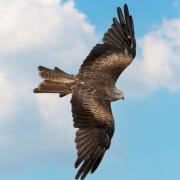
<box><xmin>34</xmin><ymin>4</ymin><xmax>136</xmax><ymax>179</ymax></box>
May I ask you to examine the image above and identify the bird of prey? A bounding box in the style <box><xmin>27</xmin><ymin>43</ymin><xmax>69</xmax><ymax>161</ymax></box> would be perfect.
<box><xmin>34</xmin><ymin>3</ymin><xmax>136</xmax><ymax>180</ymax></box>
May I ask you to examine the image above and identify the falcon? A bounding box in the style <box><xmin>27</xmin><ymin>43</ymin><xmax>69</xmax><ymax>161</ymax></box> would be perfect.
<box><xmin>34</xmin><ymin>3</ymin><xmax>136</xmax><ymax>179</ymax></box>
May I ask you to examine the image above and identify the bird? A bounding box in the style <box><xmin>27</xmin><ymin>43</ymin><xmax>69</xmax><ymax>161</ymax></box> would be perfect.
<box><xmin>34</xmin><ymin>3</ymin><xmax>136</xmax><ymax>180</ymax></box>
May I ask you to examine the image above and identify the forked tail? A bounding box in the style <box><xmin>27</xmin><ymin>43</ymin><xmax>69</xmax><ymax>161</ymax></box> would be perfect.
<box><xmin>33</xmin><ymin>66</ymin><xmax>75</xmax><ymax>97</ymax></box>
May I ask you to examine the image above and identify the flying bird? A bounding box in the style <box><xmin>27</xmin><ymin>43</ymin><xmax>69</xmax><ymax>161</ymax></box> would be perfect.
<box><xmin>34</xmin><ymin>3</ymin><xmax>136</xmax><ymax>180</ymax></box>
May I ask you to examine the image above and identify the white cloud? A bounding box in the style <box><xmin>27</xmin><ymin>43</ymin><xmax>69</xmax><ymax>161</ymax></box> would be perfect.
<box><xmin>35</xmin><ymin>94</ymin><xmax>75</xmax><ymax>153</ymax></box>
<box><xmin>0</xmin><ymin>0</ymin><xmax>97</xmax><ymax>173</ymax></box>
<box><xmin>0</xmin><ymin>0</ymin><xmax>97</xmax><ymax>70</ymax></box>
<box><xmin>0</xmin><ymin>70</ymin><xmax>30</xmax><ymax>122</ymax></box>
<box><xmin>119</xmin><ymin>18</ymin><xmax>180</xmax><ymax>97</ymax></box>
<box><xmin>0</xmin><ymin>71</ymin><xmax>15</xmax><ymax>119</ymax></box>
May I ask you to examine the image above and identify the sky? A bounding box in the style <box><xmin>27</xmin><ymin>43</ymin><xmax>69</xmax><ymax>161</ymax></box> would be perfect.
<box><xmin>0</xmin><ymin>0</ymin><xmax>180</xmax><ymax>179</ymax></box>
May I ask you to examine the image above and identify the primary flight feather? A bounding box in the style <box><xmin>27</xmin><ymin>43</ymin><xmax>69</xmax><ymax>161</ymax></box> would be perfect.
<box><xmin>34</xmin><ymin>3</ymin><xmax>136</xmax><ymax>179</ymax></box>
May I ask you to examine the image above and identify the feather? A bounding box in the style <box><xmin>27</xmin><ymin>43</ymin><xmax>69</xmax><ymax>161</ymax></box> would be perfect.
<box><xmin>117</xmin><ymin>7</ymin><xmax>125</xmax><ymax>24</ymax></box>
<box><xmin>75</xmin><ymin>159</ymin><xmax>89</xmax><ymax>179</ymax></box>
<box><xmin>130</xmin><ymin>15</ymin><xmax>135</xmax><ymax>40</ymax></box>
<box><xmin>124</xmin><ymin>4</ymin><xmax>131</xmax><ymax>35</ymax></box>
<box><xmin>112</xmin><ymin>17</ymin><xmax>127</xmax><ymax>42</ymax></box>
<box><xmin>91</xmin><ymin>148</ymin><xmax>106</xmax><ymax>173</ymax></box>
<box><xmin>75</xmin><ymin>143</ymin><xmax>97</xmax><ymax>168</ymax></box>
<box><xmin>34</xmin><ymin>66</ymin><xmax>74</xmax><ymax>97</ymax></box>
<box><xmin>80</xmin><ymin>147</ymin><xmax>102</xmax><ymax>179</ymax></box>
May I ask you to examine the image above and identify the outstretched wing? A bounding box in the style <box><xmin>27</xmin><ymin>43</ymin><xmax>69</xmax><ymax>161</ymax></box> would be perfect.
<box><xmin>71</xmin><ymin>87</ymin><xmax>114</xmax><ymax>179</ymax></box>
<box><xmin>78</xmin><ymin>4</ymin><xmax>136</xmax><ymax>84</ymax></box>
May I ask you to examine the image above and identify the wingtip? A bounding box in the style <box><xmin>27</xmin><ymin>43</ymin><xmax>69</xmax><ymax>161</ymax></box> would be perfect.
<box><xmin>124</xmin><ymin>3</ymin><xmax>129</xmax><ymax>14</ymax></box>
<box><xmin>117</xmin><ymin>4</ymin><xmax>127</xmax><ymax>12</ymax></box>
<box><xmin>74</xmin><ymin>158</ymin><xmax>80</xmax><ymax>169</ymax></box>
<box><xmin>124</xmin><ymin>3</ymin><xmax>128</xmax><ymax>7</ymax></box>
<box><xmin>124</xmin><ymin>3</ymin><xmax>128</xmax><ymax>9</ymax></box>
<box><xmin>117</xmin><ymin>6</ymin><xmax>121</xmax><ymax>14</ymax></box>
<box><xmin>74</xmin><ymin>162</ymin><xmax>77</xmax><ymax>169</ymax></box>
<box><xmin>117</xmin><ymin>6</ymin><xmax>121</xmax><ymax>11</ymax></box>
<box><xmin>116</xmin><ymin>6</ymin><xmax>125</xmax><ymax>24</ymax></box>
<box><xmin>112</xmin><ymin>17</ymin><xmax>117</xmax><ymax>23</ymax></box>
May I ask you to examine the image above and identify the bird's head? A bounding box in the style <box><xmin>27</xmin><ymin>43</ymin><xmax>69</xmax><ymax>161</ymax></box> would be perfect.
<box><xmin>111</xmin><ymin>87</ymin><xmax>124</xmax><ymax>101</ymax></box>
<box><xmin>117</xmin><ymin>90</ymin><xmax>124</xmax><ymax>100</ymax></box>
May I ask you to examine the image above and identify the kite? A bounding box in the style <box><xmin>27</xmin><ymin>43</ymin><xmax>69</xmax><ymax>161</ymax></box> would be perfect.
<box><xmin>34</xmin><ymin>3</ymin><xmax>136</xmax><ymax>179</ymax></box>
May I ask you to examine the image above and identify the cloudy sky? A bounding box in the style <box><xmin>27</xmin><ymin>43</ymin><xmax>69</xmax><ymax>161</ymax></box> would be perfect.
<box><xmin>0</xmin><ymin>0</ymin><xmax>180</xmax><ymax>179</ymax></box>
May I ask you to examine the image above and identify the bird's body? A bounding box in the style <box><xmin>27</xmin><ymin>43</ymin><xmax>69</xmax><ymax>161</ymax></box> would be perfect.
<box><xmin>34</xmin><ymin>4</ymin><xmax>136</xmax><ymax>179</ymax></box>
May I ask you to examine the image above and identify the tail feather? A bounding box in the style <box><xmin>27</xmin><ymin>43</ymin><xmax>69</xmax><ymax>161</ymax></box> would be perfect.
<box><xmin>34</xmin><ymin>66</ymin><xmax>75</xmax><ymax>97</ymax></box>
<box><xmin>38</xmin><ymin>66</ymin><xmax>74</xmax><ymax>83</ymax></box>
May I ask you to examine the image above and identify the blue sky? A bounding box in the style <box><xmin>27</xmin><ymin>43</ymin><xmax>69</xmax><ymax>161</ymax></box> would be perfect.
<box><xmin>0</xmin><ymin>0</ymin><xmax>180</xmax><ymax>180</ymax></box>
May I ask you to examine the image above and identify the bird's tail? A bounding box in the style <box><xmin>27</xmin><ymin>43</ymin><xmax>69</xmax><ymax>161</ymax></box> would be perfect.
<box><xmin>33</xmin><ymin>66</ymin><xmax>75</xmax><ymax>97</ymax></box>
